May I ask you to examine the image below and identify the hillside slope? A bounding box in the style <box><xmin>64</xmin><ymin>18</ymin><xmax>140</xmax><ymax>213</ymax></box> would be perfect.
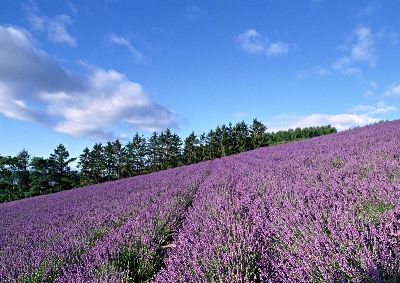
<box><xmin>1</xmin><ymin>121</ymin><xmax>399</xmax><ymax>282</ymax></box>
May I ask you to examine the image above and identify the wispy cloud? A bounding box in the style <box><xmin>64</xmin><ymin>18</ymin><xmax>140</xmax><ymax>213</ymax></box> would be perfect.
<box><xmin>46</xmin><ymin>15</ymin><xmax>76</xmax><ymax>46</ymax></box>
<box><xmin>236</xmin><ymin>29</ymin><xmax>289</xmax><ymax>57</ymax></box>
<box><xmin>332</xmin><ymin>26</ymin><xmax>376</xmax><ymax>76</ymax></box>
<box><xmin>0</xmin><ymin>25</ymin><xmax>179</xmax><ymax>139</ymax></box>
<box><xmin>66</xmin><ymin>1</ymin><xmax>78</xmax><ymax>15</ymax></box>
<box><xmin>343</xmin><ymin>67</ymin><xmax>363</xmax><ymax>77</ymax></box>
<box><xmin>384</xmin><ymin>84</ymin><xmax>400</xmax><ymax>96</ymax></box>
<box><xmin>377</xmin><ymin>28</ymin><xmax>400</xmax><ymax>45</ymax></box>
<box><xmin>109</xmin><ymin>34</ymin><xmax>146</xmax><ymax>63</ymax></box>
<box><xmin>303</xmin><ymin>25</ymin><xmax>393</xmax><ymax>80</ymax></box>
<box><xmin>24</xmin><ymin>1</ymin><xmax>77</xmax><ymax>47</ymax></box>
<box><xmin>363</xmin><ymin>80</ymin><xmax>378</xmax><ymax>96</ymax></box>
<box><xmin>369</xmin><ymin>80</ymin><xmax>378</xmax><ymax>90</ymax></box>
<box><xmin>185</xmin><ymin>6</ymin><xmax>203</xmax><ymax>21</ymax></box>
<box><xmin>357</xmin><ymin>1</ymin><xmax>381</xmax><ymax>17</ymax></box>
<box><xmin>296</xmin><ymin>66</ymin><xmax>331</xmax><ymax>79</ymax></box>
<box><xmin>351</xmin><ymin>101</ymin><xmax>397</xmax><ymax>115</ymax></box>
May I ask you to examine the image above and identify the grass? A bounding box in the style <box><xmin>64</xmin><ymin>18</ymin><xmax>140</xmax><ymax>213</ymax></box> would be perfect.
<box><xmin>357</xmin><ymin>201</ymin><xmax>394</xmax><ymax>225</ymax></box>
<box><xmin>110</xmin><ymin>241</ymin><xmax>160</xmax><ymax>282</ymax></box>
<box><xmin>18</xmin><ymin>258</ymin><xmax>62</xmax><ymax>283</ymax></box>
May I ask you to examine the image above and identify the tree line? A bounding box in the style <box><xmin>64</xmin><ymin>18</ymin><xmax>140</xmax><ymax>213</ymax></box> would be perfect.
<box><xmin>0</xmin><ymin>119</ymin><xmax>336</xmax><ymax>202</ymax></box>
<box><xmin>0</xmin><ymin>145</ymin><xmax>78</xmax><ymax>202</ymax></box>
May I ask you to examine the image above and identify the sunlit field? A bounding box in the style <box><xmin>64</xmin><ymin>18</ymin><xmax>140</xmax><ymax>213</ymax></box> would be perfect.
<box><xmin>1</xmin><ymin>120</ymin><xmax>399</xmax><ymax>282</ymax></box>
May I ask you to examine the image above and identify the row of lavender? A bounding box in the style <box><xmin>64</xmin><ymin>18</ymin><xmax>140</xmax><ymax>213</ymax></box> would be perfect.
<box><xmin>58</xmin><ymin>163</ymin><xmax>211</xmax><ymax>282</ymax></box>
<box><xmin>1</xmin><ymin>120</ymin><xmax>399</xmax><ymax>282</ymax></box>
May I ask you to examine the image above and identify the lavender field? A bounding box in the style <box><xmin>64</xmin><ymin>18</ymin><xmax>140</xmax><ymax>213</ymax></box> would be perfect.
<box><xmin>1</xmin><ymin>120</ymin><xmax>400</xmax><ymax>282</ymax></box>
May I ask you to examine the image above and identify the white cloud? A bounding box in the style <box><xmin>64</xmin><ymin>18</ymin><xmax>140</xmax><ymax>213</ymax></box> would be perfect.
<box><xmin>333</xmin><ymin>26</ymin><xmax>376</xmax><ymax>75</ymax></box>
<box><xmin>351</xmin><ymin>101</ymin><xmax>396</xmax><ymax>115</ymax></box>
<box><xmin>307</xmin><ymin>26</ymin><xmax>392</xmax><ymax>79</ymax></box>
<box><xmin>266</xmin><ymin>101</ymin><xmax>396</xmax><ymax>132</ymax></box>
<box><xmin>109</xmin><ymin>34</ymin><xmax>146</xmax><ymax>63</ymax></box>
<box><xmin>392</xmin><ymin>85</ymin><xmax>400</xmax><ymax>95</ymax></box>
<box><xmin>24</xmin><ymin>2</ymin><xmax>76</xmax><ymax>46</ymax></box>
<box><xmin>267</xmin><ymin>113</ymin><xmax>379</xmax><ymax>132</ymax></box>
<box><xmin>348</xmin><ymin>27</ymin><xmax>375</xmax><ymax>65</ymax></box>
<box><xmin>46</xmin><ymin>14</ymin><xmax>76</xmax><ymax>46</ymax></box>
<box><xmin>266</xmin><ymin>41</ymin><xmax>289</xmax><ymax>56</ymax></box>
<box><xmin>0</xmin><ymin>25</ymin><xmax>179</xmax><ymax>139</ymax></box>
<box><xmin>236</xmin><ymin>29</ymin><xmax>289</xmax><ymax>57</ymax></box>
<box><xmin>236</xmin><ymin>29</ymin><xmax>265</xmax><ymax>54</ymax></box>
<box><xmin>0</xmin><ymin>82</ymin><xmax>47</xmax><ymax>123</ymax></box>
<box><xmin>384</xmin><ymin>84</ymin><xmax>400</xmax><ymax>96</ymax></box>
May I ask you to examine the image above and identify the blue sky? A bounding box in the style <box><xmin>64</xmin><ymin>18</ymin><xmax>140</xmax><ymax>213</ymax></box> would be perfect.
<box><xmin>0</xmin><ymin>0</ymin><xmax>400</xmax><ymax>159</ymax></box>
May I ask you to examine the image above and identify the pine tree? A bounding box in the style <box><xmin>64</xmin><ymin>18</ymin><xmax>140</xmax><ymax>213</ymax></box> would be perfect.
<box><xmin>221</xmin><ymin>124</ymin><xmax>234</xmax><ymax>156</ymax></box>
<box><xmin>104</xmin><ymin>141</ymin><xmax>117</xmax><ymax>181</ymax></box>
<box><xmin>167</xmin><ymin>130</ymin><xmax>182</xmax><ymax>168</ymax></box>
<box><xmin>48</xmin><ymin>144</ymin><xmax>76</xmax><ymax>192</ymax></box>
<box><xmin>12</xmin><ymin>149</ymin><xmax>31</xmax><ymax>196</ymax></box>
<box><xmin>78</xmin><ymin>147</ymin><xmax>92</xmax><ymax>186</ymax></box>
<box><xmin>89</xmin><ymin>143</ymin><xmax>105</xmax><ymax>184</ymax></box>
<box><xmin>250</xmin><ymin>118</ymin><xmax>268</xmax><ymax>149</ymax></box>
<box><xmin>183</xmin><ymin>132</ymin><xmax>198</xmax><ymax>164</ymax></box>
<box><xmin>208</xmin><ymin>127</ymin><xmax>222</xmax><ymax>159</ymax></box>
<box><xmin>158</xmin><ymin>131</ymin><xmax>168</xmax><ymax>168</ymax></box>
<box><xmin>147</xmin><ymin>132</ymin><xmax>161</xmax><ymax>172</ymax></box>
<box><xmin>158</xmin><ymin>129</ymin><xmax>181</xmax><ymax>168</ymax></box>
<box><xmin>30</xmin><ymin>157</ymin><xmax>51</xmax><ymax>196</ymax></box>
<box><xmin>233</xmin><ymin>121</ymin><xmax>250</xmax><ymax>153</ymax></box>
<box><xmin>124</xmin><ymin>133</ymin><xmax>147</xmax><ymax>176</ymax></box>
<box><xmin>0</xmin><ymin>155</ymin><xmax>14</xmax><ymax>201</ymax></box>
<box><xmin>199</xmin><ymin>132</ymin><xmax>209</xmax><ymax>161</ymax></box>
<box><xmin>112</xmin><ymin>140</ymin><xmax>124</xmax><ymax>179</ymax></box>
